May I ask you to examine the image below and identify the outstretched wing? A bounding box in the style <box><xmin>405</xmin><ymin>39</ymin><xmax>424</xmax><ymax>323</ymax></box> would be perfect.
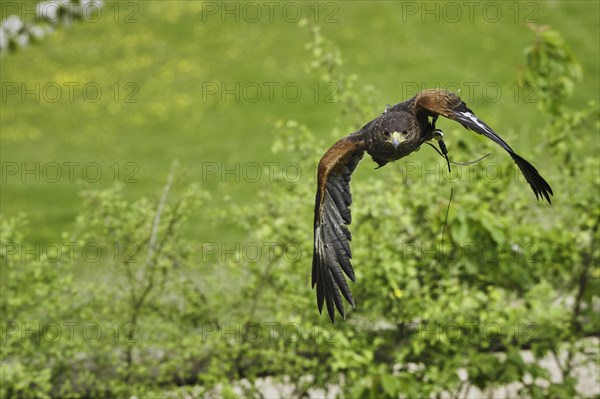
<box><xmin>414</xmin><ymin>89</ymin><xmax>553</xmax><ymax>203</ymax></box>
<box><xmin>312</xmin><ymin>135</ymin><xmax>366</xmax><ymax>322</ymax></box>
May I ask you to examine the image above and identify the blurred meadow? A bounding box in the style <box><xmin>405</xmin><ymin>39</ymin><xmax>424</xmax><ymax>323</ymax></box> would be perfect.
<box><xmin>2</xmin><ymin>0</ymin><xmax>598</xmax><ymax>242</ymax></box>
<box><xmin>1</xmin><ymin>1</ymin><xmax>599</xmax><ymax>398</ymax></box>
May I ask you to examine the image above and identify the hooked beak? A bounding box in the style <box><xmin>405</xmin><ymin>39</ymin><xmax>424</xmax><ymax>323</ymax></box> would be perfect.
<box><xmin>390</xmin><ymin>131</ymin><xmax>405</xmax><ymax>148</ymax></box>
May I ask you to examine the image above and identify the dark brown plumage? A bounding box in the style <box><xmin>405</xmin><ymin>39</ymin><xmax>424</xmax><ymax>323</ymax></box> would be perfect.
<box><xmin>312</xmin><ymin>89</ymin><xmax>553</xmax><ymax>322</ymax></box>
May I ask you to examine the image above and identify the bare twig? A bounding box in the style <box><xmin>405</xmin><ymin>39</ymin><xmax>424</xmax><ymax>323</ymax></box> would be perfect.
<box><xmin>563</xmin><ymin>216</ymin><xmax>600</xmax><ymax>378</ymax></box>
<box><xmin>146</xmin><ymin>161</ymin><xmax>177</xmax><ymax>265</ymax></box>
<box><xmin>125</xmin><ymin>161</ymin><xmax>178</xmax><ymax>381</ymax></box>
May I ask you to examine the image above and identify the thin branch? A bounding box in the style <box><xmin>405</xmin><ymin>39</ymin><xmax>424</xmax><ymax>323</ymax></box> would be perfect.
<box><xmin>550</xmin><ymin>347</ymin><xmax>566</xmax><ymax>379</ymax></box>
<box><xmin>565</xmin><ymin>216</ymin><xmax>600</xmax><ymax>376</ymax></box>
<box><xmin>146</xmin><ymin>161</ymin><xmax>177</xmax><ymax>265</ymax></box>
<box><xmin>124</xmin><ymin>161</ymin><xmax>178</xmax><ymax>381</ymax></box>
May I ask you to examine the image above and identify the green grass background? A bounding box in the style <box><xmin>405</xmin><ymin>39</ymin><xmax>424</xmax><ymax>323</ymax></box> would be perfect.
<box><xmin>1</xmin><ymin>0</ymin><xmax>598</xmax><ymax>244</ymax></box>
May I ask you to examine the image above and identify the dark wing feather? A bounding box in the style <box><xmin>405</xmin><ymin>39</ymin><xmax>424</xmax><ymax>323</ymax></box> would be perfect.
<box><xmin>414</xmin><ymin>89</ymin><xmax>553</xmax><ymax>203</ymax></box>
<box><xmin>312</xmin><ymin>135</ymin><xmax>365</xmax><ymax>322</ymax></box>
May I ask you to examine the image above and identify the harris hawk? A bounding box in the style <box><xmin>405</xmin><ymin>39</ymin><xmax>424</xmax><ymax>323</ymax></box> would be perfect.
<box><xmin>312</xmin><ymin>89</ymin><xmax>553</xmax><ymax>322</ymax></box>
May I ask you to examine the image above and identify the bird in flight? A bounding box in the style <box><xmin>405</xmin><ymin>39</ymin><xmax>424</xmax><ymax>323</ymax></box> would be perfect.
<box><xmin>312</xmin><ymin>89</ymin><xmax>553</xmax><ymax>322</ymax></box>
